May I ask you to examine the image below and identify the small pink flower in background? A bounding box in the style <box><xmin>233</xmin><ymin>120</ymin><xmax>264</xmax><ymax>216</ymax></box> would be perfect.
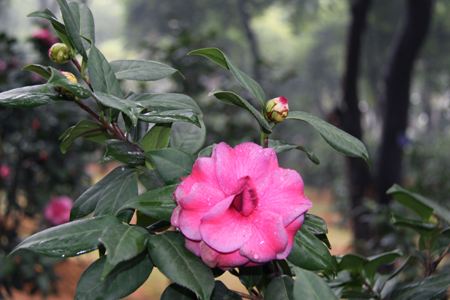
<box><xmin>31</xmin><ymin>28</ymin><xmax>58</xmax><ymax>47</ymax></box>
<box><xmin>171</xmin><ymin>142</ymin><xmax>312</xmax><ymax>268</ymax></box>
<box><xmin>44</xmin><ymin>196</ymin><xmax>73</xmax><ymax>225</ymax></box>
<box><xmin>0</xmin><ymin>164</ymin><xmax>10</xmax><ymax>179</ymax></box>
<box><xmin>0</xmin><ymin>59</ymin><xmax>7</xmax><ymax>74</ymax></box>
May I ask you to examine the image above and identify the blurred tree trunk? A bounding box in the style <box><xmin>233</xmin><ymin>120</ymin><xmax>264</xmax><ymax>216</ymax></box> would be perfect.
<box><xmin>341</xmin><ymin>0</ymin><xmax>372</xmax><ymax>252</ymax></box>
<box><xmin>376</xmin><ymin>0</ymin><xmax>433</xmax><ymax>204</ymax></box>
<box><xmin>237</xmin><ymin>0</ymin><xmax>262</xmax><ymax>82</ymax></box>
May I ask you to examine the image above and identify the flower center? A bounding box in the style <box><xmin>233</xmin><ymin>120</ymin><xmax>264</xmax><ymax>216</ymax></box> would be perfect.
<box><xmin>231</xmin><ymin>176</ymin><xmax>258</xmax><ymax>216</ymax></box>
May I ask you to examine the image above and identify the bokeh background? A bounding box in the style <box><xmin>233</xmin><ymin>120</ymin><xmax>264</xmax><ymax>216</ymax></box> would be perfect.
<box><xmin>0</xmin><ymin>0</ymin><xmax>449</xmax><ymax>299</ymax></box>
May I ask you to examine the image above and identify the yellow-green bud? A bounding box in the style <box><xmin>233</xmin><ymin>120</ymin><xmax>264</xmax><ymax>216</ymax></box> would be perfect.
<box><xmin>265</xmin><ymin>96</ymin><xmax>289</xmax><ymax>123</ymax></box>
<box><xmin>48</xmin><ymin>43</ymin><xmax>74</xmax><ymax>64</ymax></box>
<box><xmin>61</xmin><ymin>71</ymin><xmax>78</xmax><ymax>84</ymax></box>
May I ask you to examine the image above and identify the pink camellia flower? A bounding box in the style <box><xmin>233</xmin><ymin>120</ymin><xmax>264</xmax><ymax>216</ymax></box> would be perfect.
<box><xmin>171</xmin><ymin>142</ymin><xmax>312</xmax><ymax>268</ymax></box>
<box><xmin>0</xmin><ymin>164</ymin><xmax>10</xmax><ymax>179</ymax></box>
<box><xmin>44</xmin><ymin>196</ymin><xmax>73</xmax><ymax>225</ymax></box>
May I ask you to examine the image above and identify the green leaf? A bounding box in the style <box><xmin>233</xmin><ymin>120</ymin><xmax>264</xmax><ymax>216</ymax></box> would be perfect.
<box><xmin>339</xmin><ymin>254</ymin><xmax>368</xmax><ymax>273</ymax></box>
<box><xmin>391</xmin><ymin>214</ymin><xmax>437</xmax><ymax>234</ymax></box>
<box><xmin>95</xmin><ymin>92</ymin><xmax>140</xmax><ymax>126</ymax></box>
<box><xmin>170</xmin><ymin>120</ymin><xmax>206</xmax><ymax>154</ymax></box>
<box><xmin>198</xmin><ymin>144</ymin><xmax>215</xmax><ymax>157</ymax></box>
<box><xmin>213</xmin><ymin>91</ymin><xmax>272</xmax><ymax>133</ymax></box>
<box><xmin>391</xmin><ymin>271</ymin><xmax>450</xmax><ymax>300</ymax></box>
<box><xmin>23</xmin><ymin>64</ymin><xmax>51</xmax><ymax>80</ymax></box>
<box><xmin>189</xmin><ymin>48</ymin><xmax>266</xmax><ymax>106</ymax></box>
<box><xmin>119</xmin><ymin>184</ymin><xmax>176</xmax><ymax>222</ymax></box>
<box><xmin>211</xmin><ymin>281</ymin><xmax>242</xmax><ymax>300</ymax></box>
<box><xmin>139</xmin><ymin>109</ymin><xmax>200</xmax><ymax>127</ymax></box>
<box><xmin>88</xmin><ymin>45</ymin><xmax>123</xmax><ymax>97</ymax></box>
<box><xmin>146</xmin><ymin>148</ymin><xmax>194</xmax><ymax>183</ymax></box>
<box><xmin>265</xmin><ymin>276</ymin><xmax>294</xmax><ymax>300</ymax></box>
<box><xmin>140</xmin><ymin>124</ymin><xmax>171</xmax><ymax>152</ymax></box>
<box><xmin>387</xmin><ymin>184</ymin><xmax>450</xmax><ymax>223</ymax></box>
<box><xmin>131</xmin><ymin>93</ymin><xmax>202</xmax><ymax>115</ymax></box>
<box><xmin>238</xmin><ymin>266</ymin><xmax>264</xmax><ymax>291</ymax></box>
<box><xmin>59</xmin><ymin>120</ymin><xmax>108</xmax><ymax>153</ymax></box>
<box><xmin>48</xmin><ymin>67</ymin><xmax>92</xmax><ymax>99</ymax></box>
<box><xmin>99</xmin><ymin>221</ymin><xmax>149</xmax><ymax>278</ymax></box>
<box><xmin>28</xmin><ymin>9</ymin><xmax>72</xmax><ymax>46</ymax></box>
<box><xmin>56</xmin><ymin>0</ymin><xmax>87</xmax><ymax>59</ymax></box>
<box><xmin>71</xmin><ymin>166</ymin><xmax>138</xmax><ymax>220</ymax></box>
<box><xmin>77</xmin><ymin>3</ymin><xmax>95</xmax><ymax>45</ymax></box>
<box><xmin>268</xmin><ymin>139</ymin><xmax>320</xmax><ymax>165</ymax></box>
<box><xmin>110</xmin><ymin>60</ymin><xmax>177</xmax><ymax>81</ymax></box>
<box><xmin>303</xmin><ymin>214</ymin><xmax>328</xmax><ymax>235</ymax></box>
<box><xmin>364</xmin><ymin>250</ymin><xmax>402</xmax><ymax>280</ymax></box>
<box><xmin>11</xmin><ymin>215</ymin><xmax>117</xmax><ymax>257</ymax></box>
<box><xmin>0</xmin><ymin>84</ymin><xmax>60</xmax><ymax>108</ymax></box>
<box><xmin>161</xmin><ymin>284</ymin><xmax>197</xmax><ymax>300</ymax></box>
<box><xmin>148</xmin><ymin>232</ymin><xmax>215</xmax><ymax>300</ymax></box>
<box><xmin>292</xmin><ymin>267</ymin><xmax>338</xmax><ymax>300</ymax></box>
<box><xmin>75</xmin><ymin>254</ymin><xmax>152</xmax><ymax>300</ymax></box>
<box><xmin>287</xmin><ymin>111</ymin><xmax>369</xmax><ymax>161</ymax></box>
<box><xmin>288</xmin><ymin>226</ymin><xmax>337</xmax><ymax>272</ymax></box>
<box><xmin>104</xmin><ymin>139</ymin><xmax>145</xmax><ymax>166</ymax></box>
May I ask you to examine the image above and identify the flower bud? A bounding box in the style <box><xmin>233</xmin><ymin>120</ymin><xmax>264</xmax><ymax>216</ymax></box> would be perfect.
<box><xmin>265</xmin><ymin>96</ymin><xmax>289</xmax><ymax>123</ymax></box>
<box><xmin>61</xmin><ymin>71</ymin><xmax>78</xmax><ymax>84</ymax></box>
<box><xmin>48</xmin><ymin>43</ymin><xmax>74</xmax><ymax>64</ymax></box>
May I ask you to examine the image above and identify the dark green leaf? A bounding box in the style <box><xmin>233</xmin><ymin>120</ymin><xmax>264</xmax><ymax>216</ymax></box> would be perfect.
<box><xmin>391</xmin><ymin>271</ymin><xmax>450</xmax><ymax>300</ymax></box>
<box><xmin>211</xmin><ymin>281</ymin><xmax>242</xmax><ymax>300</ymax></box>
<box><xmin>391</xmin><ymin>214</ymin><xmax>437</xmax><ymax>234</ymax></box>
<box><xmin>111</xmin><ymin>60</ymin><xmax>177</xmax><ymax>81</ymax></box>
<box><xmin>189</xmin><ymin>48</ymin><xmax>266</xmax><ymax>106</ymax></box>
<box><xmin>75</xmin><ymin>254</ymin><xmax>152</xmax><ymax>300</ymax></box>
<box><xmin>303</xmin><ymin>214</ymin><xmax>328</xmax><ymax>235</ymax></box>
<box><xmin>71</xmin><ymin>166</ymin><xmax>138</xmax><ymax>219</ymax></box>
<box><xmin>104</xmin><ymin>140</ymin><xmax>145</xmax><ymax>166</ymax></box>
<box><xmin>23</xmin><ymin>64</ymin><xmax>51</xmax><ymax>80</ymax></box>
<box><xmin>119</xmin><ymin>185</ymin><xmax>177</xmax><ymax>222</ymax></box>
<box><xmin>99</xmin><ymin>222</ymin><xmax>149</xmax><ymax>277</ymax></box>
<box><xmin>28</xmin><ymin>9</ymin><xmax>71</xmax><ymax>46</ymax></box>
<box><xmin>78</xmin><ymin>3</ymin><xmax>95</xmax><ymax>45</ymax></box>
<box><xmin>339</xmin><ymin>254</ymin><xmax>368</xmax><ymax>273</ymax></box>
<box><xmin>140</xmin><ymin>124</ymin><xmax>171</xmax><ymax>152</ymax></box>
<box><xmin>95</xmin><ymin>92</ymin><xmax>140</xmax><ymax>126</ymax></box>
<box><xmin>48</xmin><ymin>67</ymin><xmax>91</xmax><ymax>98</ymax></box>
<box><xmin>265</xmin><ymin>276</ymin><xmax>294</xmax><ymax>300</ymax></box>
<box><xmin>364</xmin><ymin>250</ymin><xmax>402</xmax><ymax>280</ymax></box>
<box><xmin>287</xmin><ymin>111</ymin><xmax>369</xmax><ymax>161</ymax></box>
<box><xmin>170</xmin><ymin>120</ymin><xmax>206</xmax><ymax>154</ymax></box>
<box><xmin>11</xmin><ymin>215</ymin><xmax>117</xmax><ymax>257</ymax></box>
<box><xmin>88</xmin><ymin>45</ymin><xmax>123</xmax><ymax>97</ymax></box>
<box><xmin>288</xmin><ymin>226</ymin><xmax>337</xmax><ymax>272</ymax></box>
<box><xmin>161</xmin><ymin>283</ymin><xmax>197</xmax><ymax>300</ymax></box>
<box><xmin>56</xmin><ymin>0</ymin><xmax>87</xmax><ymax>59</ymax></box>
<box><xmin>59</xmin><ymin>120</ymin><xmax>107</xmax><ymax>153</ymax></box>
<box><xmin>148</xmin><ymin>232</ymin><xmax>215</xmax><ymax>300</ymax></box>
<box><xmin>0</xmin><ymin>84</ymin><xmax>60</xmax><ymax>108</ymax></box>
<box><xmin>268</xmin><ymin>139</ymin><xmax>320</xmax><ymax>164</ymax></box>
<box><xmin>292</xmin><ymin>267</ymin><xmax>338</xmax><ymax>300</ymax></box>
<box><xmin>130</xmin><ymin>93</ymin><xmax>201</xmax><ymax>115</ymax></box>
<box><xmin>139</xmin><ymin>109</ymin><xmax>200</xmax><ymax>127</ymax></box>
<box><xmin>213</xmin><ymin>91</ymin><xmax>272</xmax><ymax>133</ymax></box>
<box><xmin>387</xmin><ymin>184</ymin><xmax>450</xmax><ymax>222</ymax></box>
<box><xmin>146</xmin><ymin>148</ymin><xmax>194</xmax><ymax>183</ymax></box>
<box><xmin>238</xmin><ymin>266</ymin><xmax>264</xmax><ymax>291</ymax></box>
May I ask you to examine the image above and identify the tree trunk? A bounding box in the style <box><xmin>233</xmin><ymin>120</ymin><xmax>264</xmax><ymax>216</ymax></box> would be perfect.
<box><xmin>376</xmin><ymin>0</ymin><xmax>433</xmax><ymax>204</ymax></box>
<box><xmin>237</xmin><ymin>0</ymin><xmax>262</xmax><ymax>82</ymax></box>
<box><xmin>341</xmin><ymin>0</ymin><xmax>372</xmax><ymax>252</ymax></box>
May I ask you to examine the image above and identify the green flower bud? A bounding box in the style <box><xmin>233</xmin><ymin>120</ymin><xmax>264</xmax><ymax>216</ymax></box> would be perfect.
<box><xmin>265</xmin><ymin>96</ymin><xmax>289</xmax><ymax>123</ymax></box>
<box><xmin>48</xmin><ymin>43</ymin><xmax>74</xmax><ymax>64</ymax></box>
<box><xmin>61</xmin><ymin>71</ymin><xmax>78</xmax><ymax>84</ymax></box>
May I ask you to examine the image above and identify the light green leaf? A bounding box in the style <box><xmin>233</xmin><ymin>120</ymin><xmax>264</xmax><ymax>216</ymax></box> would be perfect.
<box><xmin>148</xmin><ymin>232</ymin><xmax>215</xmax><ymax>300</ymax></box>
<box><xmin>146</xmin><ymin>148</ymin><xmax>194</xmax><ymax>183</ymax></box>
<box><xmin>292</xmin><ymin>267</ymin><xmax>338</xmax><ymax>300</ymax></box>
<box><xmin>88</xmin><ymin>45</ymin><xmax>123</xmax><ymax>97</ymax></box>
<box><xmin>213</xmin><ymin>91</ymin><xmax>272</xmax><ymax>133</ymax></box>
<box><xmin>287</xmin><ymin>111</ymin><xmax>369</xmax><ymax>161</ymax></box>
<box><xmin>11</xmin><ymin>215</ymin><xmax>117</xmax><ymax>257</ymax></box>
<box><xmin>59</xmin><ymin>120</ymin><xmax>108</xmax><ymax>153</ymax></box>
<box><xmin>110</xmin><ymin>60</ymin><xmax>177</xmax><ymax>81</ymax></box>
<box><xmin>189</xmin><ymin>48</ymin><xmax>266</xmax><ymax>106</ymax></box>
<box><xmin>0</xmin><ymin>84</ymin><xmax>60</xmax><ymax>108</ymax></box>
<box><xmin>268</xmin><ymin>139</ymin><xmax>320</xmax><ymax>164</ymax></box>
<box><xmin>71</xmin><ymin>166</ymin><xmax>138</xmax><ymax>220</ymax></box>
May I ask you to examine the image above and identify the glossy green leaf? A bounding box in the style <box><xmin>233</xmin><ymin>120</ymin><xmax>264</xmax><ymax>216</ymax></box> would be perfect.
<box><xmin>119</xmin><ymin>185</ymin><xmax>177</xmax><ymax>221</ymax></box>
<box><xmin>95</xmin><ymin>92</ymin><xmax>140</xmax><ymax>126</ymax></box>
<box><xmin>0</xmin><ymin>84</ymin><xmax>60</xmax><ymax>108</ymax></box>
<box><xmin>131</xmin><ymin>93</ymin><xmax>201</xmax><ymax>115</ymax></box>
<box><xmin>148</xmin><ymin>232</ymin><xmax>215</xmax><ymax>300</ymax></box>
<box><xmin>88</xmin><ymin>45</ymin><xmax>123</xmax><ymax>97</ymax></box>
<box><xmin>27</xmin><ymin>9</ymin><xmax>71</xmax><ymax>46</ymax></box>
<box><xmin>110</xmin><ymin>60</ymin><xmax>177</xmax><ymax>81</ymax></box>
<box><xmin>139</xmin><ymin>109</ymin><xmax>200</xmax><ymax>127</ymax></box>
<box><xmin>59</xmin><ymin>120</ymin><xmax>108</xmax><ymax>153</ymax></box>
<box><xmin>104</xmin><ymin>139</ymin><xmax>145</xmax><ymax>166</ymax></box>
<box><xmin>99</xmin><ymin>221</ymin><xmax>149</xmax><ymax>277</ymax></box>
<box><xmin>391</xmin><ymin>271</ymin><xmax>450</xmax><ymax>300</ymax></box>
<box><xmin>48</xmin><ymin>67</ymin><xmax>92</xmax><ymax>99</ymax></box>
<box><xmin>292</xmin><ymin>267</ymin><xmax>338</xmax><ymax>300</ymax></box>
<box><xmin>75</xmin><ymin>254</ymin><xmax>152</xmax><ymax>300</ymax></box>
<box><xmin>170</xmin><ymin>120</ymin><xmax>206</xmax><ymax>154</ymax></box>
<box><xmin>211</xmin><ymin>281</ymin><xmax>242</xmax><ymax>300</ymax></box>
<box><xmin>288</xmin><ymin>226</ymin><xmax>337</xmax><ymax>272</ymax></box>
<box><xmin>71</xmin><ymin>166</ymin><xmax>138</xmax><ymax>220</ymax></box>
<box><xmin>287</xmin><ymin>111</ymin><xmax>369</xmax><ymax>161</ymax></box>
<box><xmin>268</xmin><ymin>139</ymin><xmax>320</xmax><ymax>165</ymax></box>
<box><xmin>140</xmin><ymin>124</ymin><xmax>171</xmax><ymax>152</ymax></box>
<box><xmin>146</xmin><ymin>148</ymin><xmax>194</xmax><ymax>183</ymax></box>
<box><xmin>23</xmin><ymin>64</ymin><xmax>51</xmax><ymax>80</ymax></box>
<box><xmin>56</xmin><ymin>0</ymin><xmax>87</xmax><ymax>59</ymax></box>
<box><xmin>161</xmin><ymin>284</ymin><xmax>197</xmax><ymax>300</ymax></box>
<box><xmin>387</xmin><ymin>184</ymin><xmax>450</xmax><ymax>223</ymax></box>
<box><xmin>11</xmin><ymin>215</ymin><xmax>117</xmax><ymax>257</ymax></box>
<box><xmin>303</xmin><ymin>214</ymin><xmax>328</xmax><ymax>235</ymax></box>
<box><xmin>189</xmin><ymin>48</ymin><xmax>266</xmax><ymax>106</ymax></box>
<box><xmin>213</xmin><ymin>91</ymin><xmax>272</xmax><ymax>133</ymax></box>
<box><xmin>265</xmin><ymin>276</ymin><xmax>294</xmax><ymax>300</ymax></box>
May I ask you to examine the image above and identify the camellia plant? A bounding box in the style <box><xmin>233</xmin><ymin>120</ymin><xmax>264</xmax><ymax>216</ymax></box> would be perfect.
<box><xmin>3</xmin><ymin>1</ymin><xmax>448</xmax><ymax>300</ymax></box>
